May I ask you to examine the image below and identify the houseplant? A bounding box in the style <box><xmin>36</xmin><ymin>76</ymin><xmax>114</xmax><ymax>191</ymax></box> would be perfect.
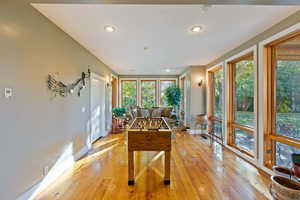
<box><xmin>112</xmin><ymin>107</ymin><xmax>126</xmax><ymax>117</ymax></box>
<box><xmin>165</xmin><ymin>86</ymin><xmax>182</xmax><ymax>119</ymax></box>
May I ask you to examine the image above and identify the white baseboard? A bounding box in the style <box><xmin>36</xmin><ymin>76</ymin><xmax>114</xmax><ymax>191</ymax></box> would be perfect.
<box><xmin>16</xmin><ymin>145</ymin><xmax>89</xmax><ymax>200</ymax></box>
<box><xmin>74</xmin><ymin>145</ymin><xmax>89</xmax><ymax>161</ymax></box>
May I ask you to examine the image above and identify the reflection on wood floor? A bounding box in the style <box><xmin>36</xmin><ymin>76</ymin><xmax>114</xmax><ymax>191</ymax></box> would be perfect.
<box><xmin>36</xmin><ymin>132</ymin><xmax>271</xmax><ymax>200</ymax></box>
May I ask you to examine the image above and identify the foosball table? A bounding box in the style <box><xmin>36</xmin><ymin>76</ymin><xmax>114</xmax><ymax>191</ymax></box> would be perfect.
<box><xmin>127</xmin><ymin>117</ymin><xmax>172</xmax><ymax>185</ymax></box>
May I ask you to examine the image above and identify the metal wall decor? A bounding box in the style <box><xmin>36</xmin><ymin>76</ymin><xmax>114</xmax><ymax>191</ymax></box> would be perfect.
<box><xmin>48</xmin><ymin>69</ymin><xmax>91</xmax><ymax>97</ymax></box>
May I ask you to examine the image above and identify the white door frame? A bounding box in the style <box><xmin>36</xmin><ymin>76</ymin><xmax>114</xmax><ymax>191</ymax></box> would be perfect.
<box><xmin>179</xmin><ymin>73</ymin><xmax>187</xmax><ymax>125</ymax></box>
<box><xmin>90</xmin><ymin>72</ymin><xmax>106</xmax><ymax>144</ymax></box>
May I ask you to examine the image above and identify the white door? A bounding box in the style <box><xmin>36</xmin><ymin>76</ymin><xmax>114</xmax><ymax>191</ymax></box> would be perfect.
<box><xmin>90</xmin><ymin>73</ymin><xmax>106</xmax><ymax>143</ymax></box>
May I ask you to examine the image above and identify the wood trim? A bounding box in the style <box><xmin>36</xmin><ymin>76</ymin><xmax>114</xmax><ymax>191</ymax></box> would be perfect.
<box><xmin>230</xmin><ymin>144</ymin><xmax>255</xmax><ymax>158</ymax></box>
<box><xmin>207</xmin><ymin>64</ymin><xmax>223</xmax><ymax>73</ymax></box>
<box><xmin>140</xmin><ymin>80</ymin><xmax>157</xmax><ymax>107</ymax></box>
<box><xmin>121</xmin><ymin>80</ymin><xmax>138</xmax><ymax>107</ymax></box>
<box><xmin>268</xmin><ymin>135</ymin><xmax>300</xmax><ymax>149</ymax></box>
<box><xmin>227</xmin><ymin>51</ymin><xmax>255</xmax><ymax>154</ymax></box>
<box><xmin>263</xmin><ymin>29</ymin><xmax>300</xmax><ymax>169</ymax></box>
<box><xmin>266</xmin><ymin>30</ymin><xmax>300</xmax><ymax>47</ymax></box>
<box><xmin>207</xmin><ymin>66</ymin><xmax>224</xmax><ymax>137</ymax></box>
<box><xmin>227</xmin><ymin>62</ymin><xmax>235</xmax><ymax>146</ymax></box>
<box><xmin>231</xmin><ymin>123</ymin><xmax>254</xmax><ymax>134</ymax></box>
<box><xmin>211</xmin><ymin>117</ymin><xmax>222</xmax><ymax>122</ymax></box>
<box><xmin>227</xmin><ymin>52</ymin><xmax>254</xmax><ymax>64</ymax></box>
<box><xmin>159</xmin><ymin>80</ymin><xmax>176</xmax><ymax>106</ymax></box>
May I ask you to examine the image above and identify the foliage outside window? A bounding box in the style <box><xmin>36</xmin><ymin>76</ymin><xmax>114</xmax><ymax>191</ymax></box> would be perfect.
<box><xmin>264</xmin><ymin>34</ymin><xmax>300</xmax><ymax>168</ymax></box>
<box><xmin>234</xmin><ymin>59</ymin><xmax>254</xmax><ymax>128</ymax></box>
<box><xmin>276</xmin><ymin>60</ymin><xmax>300</xmax><ymax>140</ymax></box>
<box><xmin>213</xmin><ymin>69</ymin><xmax>223</xmax><ymax>119</ymax></box>
<box><xmin>160</xmin><ymin>80</ymin><xmax>176</xmax><ymax>106</ymax></box>
<box><xmin>141</xmin><ymin>80</ymin><xmax>156</xmax><ymax>108</ymax></box>
<box><xmin>228</xmin><ymin>53</ymin><xmax>255</xmax><ymax>156</ymax></box>
<box><xmin>121</xmin><ymin>81</ymin><xmax>137</xmax><ymax>109</ymax></box>
<box><xmin>208</xmin><ymin>66</ymin><xmax>224</xmax><ymax>141</ymax></box>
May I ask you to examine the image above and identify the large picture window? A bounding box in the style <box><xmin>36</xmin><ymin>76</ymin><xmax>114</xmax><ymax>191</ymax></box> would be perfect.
<box><xmin>207</xmin><ymin>66</ymin><xmax>224</xmax><ymax>140</ymax></box>
<box><xmin>121</xmin><ymin>80</ymin><xmax>137</xmax><ymax>109</ymax></box>
<box><xmin>228</xmin><ymin>52</ymin><xmax>255</xmax><ymax>156</ymax></box>
<box><xmin>264</xmin><ymin>32</ymin><xmax>300</xmax><ymax>168</ymax></box>
<box><xmin>160</xmin><ymin>80</ymin><xmax>176</xmax><ymax>106</ymax></box>
<box><xmin>141</xmin><ymin>80</ymin><xmax>156</xmax><ymax>108</ymax></box>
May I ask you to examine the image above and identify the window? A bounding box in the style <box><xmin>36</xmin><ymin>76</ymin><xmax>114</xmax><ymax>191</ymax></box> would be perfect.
<box><xmin>160</xmin><ymin>80</ymin><xmax>176</xmax><ymax>106</ymax></box>
<box><xmin>207</xmin><ymin>66</ymin><xmax>224</xmax><ymax>141</ymax></box>
<box><xmin>228</xmin><ymin>52</ymin><xmax>255</xmax><ymax>156</ymax></box>
<box><xmin>264</xmin><ymin>32</ymin><xmax>300</xmax><ymax>168</ymax></box>
<box><xmin>121</xmin><ymin>80</ymin><xmax>137</xmax><ymax>109</ymax></box>
<box><xmin>141</xmin><ymin>80</ymin><xmax>156</xmax><ymax>108</ymax></box>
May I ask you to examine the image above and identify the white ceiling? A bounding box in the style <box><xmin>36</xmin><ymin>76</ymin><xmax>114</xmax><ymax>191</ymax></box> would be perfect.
<box><xmin>32</xmin><ymin>4</ymin><xmax>300</xmax><ymax>75</ymax></box>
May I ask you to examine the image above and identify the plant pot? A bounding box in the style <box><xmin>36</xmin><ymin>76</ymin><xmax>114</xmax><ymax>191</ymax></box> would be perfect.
<box><xmin>292</xmin><ymin>153</ymin><xmax>300</xmax><ymax>165</ymax></box>
<box><xmin>292</xmin><ymin>163</ymin><xmax>300</xmax><ymax>179</ymax></box>
<box><xmin>273</xmin><ymin>166</ymin><xmax>292</xmax><ymax>179</ymax></box>
<box><xmin>270</xmin><ymin>176</ymin><xmax>300</xmax><ymax>200</ymax></box>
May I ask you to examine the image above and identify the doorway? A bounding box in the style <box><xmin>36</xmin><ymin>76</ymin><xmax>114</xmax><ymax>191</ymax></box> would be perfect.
<box><xmin>179</xmin><ymin>75</ymin><xmax>187</xmax><ymax>126</ymax></box>
<box><xmin>111</xmin><ymin>75</ymin><xmax>118</xmax><ymax>108</ymax></box>
<box><xmin>90</xmin><ymin>73</ymin><xmax>106</xmax><ymax>143</ymax></box>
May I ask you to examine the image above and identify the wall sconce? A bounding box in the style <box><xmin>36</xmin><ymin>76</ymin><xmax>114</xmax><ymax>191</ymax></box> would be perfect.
<box><xmin>106</xmin><ymin>76</ymin><xmax>112</xmax><ymax>88</ymax></box>
<box><xmin>198</xmin><ymin>79</ymin><xmax>203</xmax><ymax>87</ymax></box>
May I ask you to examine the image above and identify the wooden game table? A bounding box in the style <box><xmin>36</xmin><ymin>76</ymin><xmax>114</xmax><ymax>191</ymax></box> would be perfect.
<box><xmin>127</xmin><ymin>117</ymin><xmax>172</xmax><ymax>185</ymax></box>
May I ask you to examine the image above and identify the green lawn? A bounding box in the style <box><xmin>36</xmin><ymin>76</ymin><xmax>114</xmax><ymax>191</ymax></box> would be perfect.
<box><xmin>235</xmin><ymin>111</ymin><xmax>300</xmax><ymax>140</ymax></box>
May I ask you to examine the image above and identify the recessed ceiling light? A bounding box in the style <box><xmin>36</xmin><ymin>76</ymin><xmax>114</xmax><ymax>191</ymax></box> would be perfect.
<box><xmin>165</xmin><ymin>68</ymin><xmax>171</xmax><ymax>73</ymax></box>
<box><xmin>190</xmin><ymin>25</ymin><xmax>203</xmax><ymax>33</ymax></box>
<box><xmin>104</xmin><ymin>25</ymin><xmax>116</xmax><ymax>32</ymax></box>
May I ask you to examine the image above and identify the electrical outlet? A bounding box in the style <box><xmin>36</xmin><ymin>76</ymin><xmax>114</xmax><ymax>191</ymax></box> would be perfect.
<box><xmin>4</xmin><ymin>88</ymin><xmax>13</xmax><ymax>98</ymax></box>
<box><xmin>43</xmin><ymin>166</ymin><xmax>49</xmax><ymax>176</ymax></box>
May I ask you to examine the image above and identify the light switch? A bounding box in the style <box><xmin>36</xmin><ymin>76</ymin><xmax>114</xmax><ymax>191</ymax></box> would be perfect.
<box><xmin>4</xmin><ymin>88</ymin><xmax>13</xmax><ymax>98</ymax></box>
<box><xmin>81</xmin><ymin>107</ymin><xmax>86</xmax><ymax>113</ymax></box>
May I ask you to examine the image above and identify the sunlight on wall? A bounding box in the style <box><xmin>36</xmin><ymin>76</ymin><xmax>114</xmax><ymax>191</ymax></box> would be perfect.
<box><xmin>91</xmin><ymin>106</ymin><xmax>101</xmax><ymax>141</ymax></box>
<box><xmin>23</xmin><ymin>143</ymin><xmax>75</xmax><ymax>200</ymax></box>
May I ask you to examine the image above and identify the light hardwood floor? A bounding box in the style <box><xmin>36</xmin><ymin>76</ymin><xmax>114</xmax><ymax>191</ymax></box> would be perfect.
<box><xmin>35</xmin><ymin>132</ymin><xmax>271</xmax><ymax>200</ymax></box>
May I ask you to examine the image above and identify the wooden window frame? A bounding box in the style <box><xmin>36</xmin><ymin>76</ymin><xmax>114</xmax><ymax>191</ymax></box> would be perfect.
<box><xmin>263</xmin><ymin>30</ymin><xmax>300</xmax><ymax>169</ymax></box>
<box><xmin>207</xmin><ymin>65</ymin><xmax>224</xmax><ymax>141</ymax></box>
<box><xmin>227</xmin><ymin>52</ymin><xmax>255</xmax><ymax>158</ymax></box>
<box><xmin>159</xmin><ymin>80</ymin><xmax>177</xmax><ymax>107</ymax></box>
<box><xmin>121</xmin><ymin>80</ymin><xmax>138</xmax><ymax>108</ymax></box>
<box><xmin>140</xmin><ymin>80</ymin><xmax>157</xmax><ymax>108</ymax></box>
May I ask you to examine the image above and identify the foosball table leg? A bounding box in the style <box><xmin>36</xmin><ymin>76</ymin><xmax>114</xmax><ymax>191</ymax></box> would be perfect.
<box><xmin>164</xmin><ymin>150</ymin><xmax>171</xmax><ymax>185</ymax></box>
<box><xmin>128</xmin><ymin>180</ymin><xmax>135</xmax><ymax>185</ymax></box>
<box><xmin>128</xmin><ymin>150</ymin><xmax>135</xmax><ymax>185</ymax></box>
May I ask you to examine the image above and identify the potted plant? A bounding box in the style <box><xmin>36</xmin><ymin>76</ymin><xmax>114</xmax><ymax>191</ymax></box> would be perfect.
<box><xmin>165</xmin><ymin>86</ymin><xmax>182</xmax><ymax>120</ymax></box>
<box><xmin>112</xmin><ymin>107</ymin><xmax>126</xmax><ymax>117</ymax></box>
